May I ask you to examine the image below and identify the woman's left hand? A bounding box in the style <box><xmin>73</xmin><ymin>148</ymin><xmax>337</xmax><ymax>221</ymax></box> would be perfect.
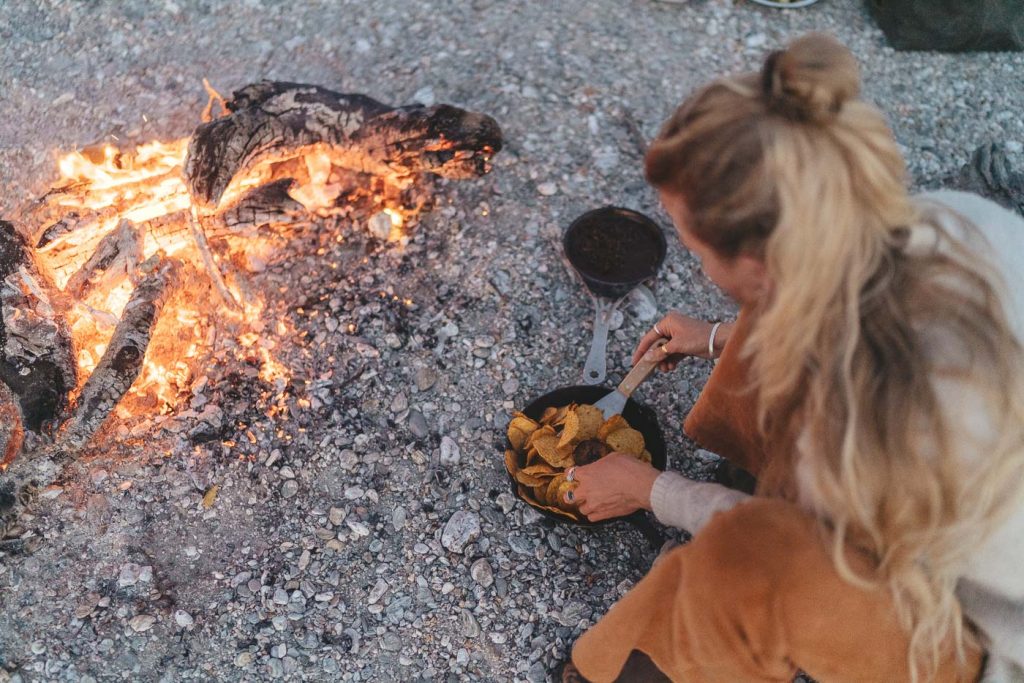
<box><xmin>566</xmin><ymin>453</ymin><xmax>661</xmax><ymax>522</ymax></box>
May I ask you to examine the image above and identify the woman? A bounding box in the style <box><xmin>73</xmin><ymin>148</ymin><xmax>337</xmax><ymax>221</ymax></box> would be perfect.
<box><xmin>562</xmin><ymin>34</ymin><xmax>1024</xmax><ymax>682</ymax></box>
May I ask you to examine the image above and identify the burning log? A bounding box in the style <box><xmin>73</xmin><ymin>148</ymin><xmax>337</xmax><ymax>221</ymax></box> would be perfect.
<box><xmin>0</xmin><ymin>220</ymin><xmax>77</xmax><ymax>431</ymax></box>
<box><xmin>0</xmin><ymin>380</ymin><xmax>24</xmax><ymax>470</ymax></box>
<box><xmin>184</xmin><ymin>81</ymin><xmax>503</xmax><ymax>210</ymax></box>
<box><xmin>58</xmin><ymin>257</ymin><xmax>180</xmax><ymax>450</ymax></box>
<box><xmin>64</xmin><ymin>219</ymin><xmax>143</xmax><ymax>299</ymax></box>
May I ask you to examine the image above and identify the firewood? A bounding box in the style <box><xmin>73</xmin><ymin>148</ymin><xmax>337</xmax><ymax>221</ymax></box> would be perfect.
<box><xmin>57</xmin><ymin>257</ymin><xmax>180</xmax><ymax>449</ymax></box>
<box><xmin>0</xmin><ymin>220</ymin><xmax>78</xmax><ymax>431</ymax></box>
<box><xmin>0</xmin><ymin>380</ymin><xmax>24</xmax><ymax>470</ymax></box>
<box><xmin>64</xmin><ymin>219</ymin><xmax>143</xmax><ymax>298</ymax></box>
<box><xmin>184</xmin><ymin>81</ymin><xmax>503</xmax><ymax>210</ymax></box>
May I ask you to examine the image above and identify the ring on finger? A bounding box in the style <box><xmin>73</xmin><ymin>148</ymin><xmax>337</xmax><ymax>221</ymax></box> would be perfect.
<box><xmin>653</xmin><ymin>322</ymin><xmax>663</xmax><ymax>336</ymax></box>
<box><xmin>566</xmin><ymin>467</ymin><xmax>576</xmax><ymax>482</ymax></box>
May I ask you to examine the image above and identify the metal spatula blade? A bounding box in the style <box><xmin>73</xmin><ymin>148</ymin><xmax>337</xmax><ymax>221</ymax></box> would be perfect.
<box><xmin>593</xmin><ymin>338</ymin><xmax>668</xmax><ymax>419</ymax></box>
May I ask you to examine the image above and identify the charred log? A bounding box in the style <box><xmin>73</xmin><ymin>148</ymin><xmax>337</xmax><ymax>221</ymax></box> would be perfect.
<box><xmin>184</xmin><ymin>81</ymin><xmax>503</xmax><ymax>210</ymax></box>
<box><xmin>58</xmin><ymin>257</ymin><xmax>180</xmax><ymax>449</ymax></box>
<box><xmin>0</xmin><ymin>220</ymin><xmax>77</xmax><ymax>430</ymax></box>
<box><xmin>948</xmin><ymin>142</ymin><xmax>1024</xmax><ymax>216</ymax></box>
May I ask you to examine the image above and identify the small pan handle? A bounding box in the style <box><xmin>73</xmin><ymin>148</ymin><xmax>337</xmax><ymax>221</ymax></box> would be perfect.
<box><xmin>581</xmin><ymin>298</ymin><xmax>617</xmax><ymax>385</ymax></box>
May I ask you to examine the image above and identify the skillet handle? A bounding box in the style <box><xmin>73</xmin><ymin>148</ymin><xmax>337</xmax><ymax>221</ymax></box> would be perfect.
<box><xmin>581</xmin><ymin>298</ymin><xmax>616</xmax><ymax>385</ymax></box>
<box><xmin>616</xmin><ymin>338</ymin><xmax>668</xmax><ymax>398</ymax></box>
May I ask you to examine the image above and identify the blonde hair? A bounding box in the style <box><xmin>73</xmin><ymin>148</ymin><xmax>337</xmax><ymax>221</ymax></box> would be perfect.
<box><xmin>646</xmin><ymin>33</ymin><xmax>1024</xmax><ymax>680</ymax></box>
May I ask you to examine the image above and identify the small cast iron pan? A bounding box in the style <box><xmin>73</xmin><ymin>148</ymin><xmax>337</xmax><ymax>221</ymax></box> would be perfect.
<box><xmin>504</xmin><ymin>384</ymin><xmax>667</xmax><ymax>546</ymax></box>
<box><xmin>563</xmin><ymin>207</ymin><xmax>667</xmax><ymax>385</ymax></box>
<box><xmin>563</xmin><ymin>206</ymin><xmax>667</xmax><ymax>300</ymax></box>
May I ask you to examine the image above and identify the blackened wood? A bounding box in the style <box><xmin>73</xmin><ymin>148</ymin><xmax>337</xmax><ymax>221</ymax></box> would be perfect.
<box><xmin>184</xmin><ymin>81</ymin><xmax>502</xmax><ymax>210</ymax></box>
<box><xmin>948</xmin><ymin>142</ymin><xmax>1024</xmax><ymax>216</ymax></box>
<box><xmin>0</xmin><ymin>380</ymin><xmax>24</xmax><ymax>470</ymax></box>
<box><xmin>0</xmin><ymin>220</ymin><xmax>77</xmax><ymax>430</ymax></box>
<box><xmin>219</xmin><ymin>179</ymin><xmax>310</xmax><ymax>232</ymax></box>
<box><xmin>64</xmin><ymin>219</ymin><xmax>143</xmax><ymax>298</ymax></box>
<box><xmin>58</xmin><ymin>257</ymin><xmax>180</xmax><ymax>449</ymax></box>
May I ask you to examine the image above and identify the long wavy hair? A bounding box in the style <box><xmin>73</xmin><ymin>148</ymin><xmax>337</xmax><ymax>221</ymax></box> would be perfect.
<box><xmin>645</xmin><ymin>33</ymin><xmax>1024</xmax><ymax>680</ymax></box>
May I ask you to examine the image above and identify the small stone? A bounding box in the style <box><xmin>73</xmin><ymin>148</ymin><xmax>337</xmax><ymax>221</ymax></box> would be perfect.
<box><xmin>235</xmin><ymin>652</ymin><xmax>253</xmax><ymax>667</ymax></box>
<box><xmin>412</xmin><ymin>85</ymin><xmax>435</xmax><ymax>106</ymax></box>
<box><xmin>30</xmin><ymin>640</ymin><xmax>45</xmax><ymax>654</ymax></box>
<box><xmin>52</xmin><ymin>92</ymin><xmax>75</xmax><ymax>106</ymax></box>
<box><xmin>74</xmin><ymin>593</ymin><xmax>101</xmax><ymax>619</ymax></box>
<box><xmin>537</xmin><ymin>181</ymin><xmax>558</xmax><ymax>196</ymax></box>
<box><xmin>271</xmin><ymin>643</ymin><xmax>287</xmax><ymax>658</ymax></box>
<box><xmin>281</xmin><ymin>480</ymin><xmax>299</xmax><ymax>498</ymax></box>
<box><xmin>367</xmin><ymin>212</ymin><xmax>393</xmax><ymax>240</ymax></box>
<box><xmin>470</xmin><ymin>558</ymin><xmax>494</xmax><ymax>587</ymax></box>
<box><xmin>118</xmin><ymin>563</ymin><xmax>143</xmax><ymax>587</ymax></box>
<box><xmin>415</xmin><ymin>367</ymin><xmax>436</xmax><ymax>392</ymax></box>
<box><xmin>460</xmin><ymin>609</ymin><xmax>481</xmax><ymax>638</ymax></box>
<box><xmin>367</xmin><ymin>578</ymin><xmax>389</xmax><ymax>605</ymax></box>
<box><xmin>338</xmin><ymin>449</ymin><xmax>358</xmax><ymax>470</ymax></box>
<box><xmin>489</xmin><ymin>631</ymin><xmax>507</xmax><ymax>644</ymax></box>
<box><xmin>501</xmin><ymin>378</ymin><xmax>519</xmax><ymax>395</ymax></box>
<box><xmin>495</xmin><ymin>492</ymin><xmax>517</xmax><ymax>514</ymax></box>
<box><xmin>344</xmin><ymin>486</ymin><xmax>364</xmax><ymax>500</ymax></box>
<box><xmin>390</xmin><ymin>392</ymin><xmax>408</xmax><ymax>413</ymax></box>
<box><xmin>129</xmin><ymin>615</ymin><xmax>156</xmax><ymax>632</ymax></box>
<box><xmin>441</xmin><ymin>511</ymin><xmax>480</xmax><ymax>553</ymax></box>
<box><xmin>346</xmin><ymin>519</ymin><xmax>370</xmax><ymax>536</ymax></box>
<box><xmin>381</xmin><ymin>632</ymin><xmax>402</xmax><ymax>651</ymax></box>
<box><xmin>745</xmin><ymin>32</ymin><xmax>768</xmax><ymax>49</ymax></box>
<box><xmin>268</xmin><ymin>658</ymin><xmax>284</xmax><ymax>677</ymax></box>
<box><xmin>392</xmin><ymin>506</ymin><xmax>407</xmax><ymax>530</ymax></box>
<box><xmin>273</xmin><ymin>588</ymin><xmax>289</xmax><ymax>605</ymax></box>
<box><xmin>174</xmin><ymin>610</ymin><xmax>193</xmax><ymax>628</ymax></box>
<box><xmin>407</xmin><ymin>410</ymin><xmax>429</xmax><ymax>439</ymax></box>
<box><xmin>328</xmin><ymin>507</ymin><xmax>346</xmax><ymax>526</ymax></box>
<box><xmin>439</xmin><ymin>436</ymin><xmax>461</xmax><ymax>466</ymax></box>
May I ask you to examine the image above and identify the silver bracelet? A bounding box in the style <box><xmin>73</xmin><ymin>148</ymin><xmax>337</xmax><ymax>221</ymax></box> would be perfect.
<box><xmin>708</xmin><ymin>321</ymin><xmax>723</xmax><ymax>360</ymax></box>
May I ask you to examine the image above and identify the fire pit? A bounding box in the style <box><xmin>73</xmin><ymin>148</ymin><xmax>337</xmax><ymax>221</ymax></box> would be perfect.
<box><xmin>0</xmin><ymin>81</ymin><xmax>502</xmax><ymax>470</ymax></box>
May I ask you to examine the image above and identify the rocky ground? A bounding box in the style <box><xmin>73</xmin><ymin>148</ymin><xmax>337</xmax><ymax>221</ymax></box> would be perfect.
<box><xmin>1</xmin><ymin>1</ymin><xmax>1023</xmax><ymax>681</ymax></box>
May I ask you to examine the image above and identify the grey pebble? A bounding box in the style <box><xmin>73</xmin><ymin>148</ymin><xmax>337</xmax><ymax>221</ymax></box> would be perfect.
<box><xmin>470</xmin><ymin>558</ymin><xmax>494</xmax><ymax>587</ymax></box>
<box><xmin>441</xmin><ymin>510</ymin><xmax>481</xmax><ymax>553</ymax></box>
<box><xmin>407</xmin><ymin>410</ymin><xmax>429</xmax><ymax>438</ymax></box>
<box><xmin>281</xmin><ymin>480</ymin><xmax>299</xmax><ymax>499</ymax></box>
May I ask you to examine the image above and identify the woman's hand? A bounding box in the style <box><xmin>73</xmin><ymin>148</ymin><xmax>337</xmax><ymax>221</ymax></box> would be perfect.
<box><xmin>632</xmin><ymin>311</ymin><xmax>733</xmax><ymax>372</ymax></box>
<box><xmin>565</xmin><ymin>453</ymin><xmax>661</xmax><ymax>522</ymax></box>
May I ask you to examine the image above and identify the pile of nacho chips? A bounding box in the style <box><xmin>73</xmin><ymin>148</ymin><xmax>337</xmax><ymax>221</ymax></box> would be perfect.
<box><xmin>504</xmin><ymin>403</ymin><xmax>652</xmax><ymax>521</ymax></box>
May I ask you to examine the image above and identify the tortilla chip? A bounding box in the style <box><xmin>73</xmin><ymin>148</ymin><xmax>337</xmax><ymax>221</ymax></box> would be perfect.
<box><xmin>510</xmin><ymin>414</ymin><xmax>539</xmax><ymax>438</ymax></box>
<box><xmin>576</xmin><ymin>404</ymin><xmax>604</xmax><ymax>440</ymax></box>
<box><xmin>515</xmin><ymin>469</ymin><xmax>547</xmax><ymax>487</ymax></box>
<box><xmin>521</xmin><ymin>463</ymin><xmax>558</xmax><ymax>479</ymax></box>
<box><xmin>539</xmin><ymin>407</ymin><xmax>560</xmax><ymax>425</ymax></box>
<box><xmin>535</xmin><ymin>433</ymin><xmax>574</xmax><ymax>468</ymax></box>
<box><xmin>597</xmin><ymin>414</ymin><xmax>629</xmax><ymax>441</ymax></box>
<box><xmin>507</xmin><ymin>426</ymin><xmax>528</xmax><ymax>451</ymax></box>
<box><xmin>527</xmin><ymin>424</ymin><xmax>557</xmax><ymax>448</ymax></box>
<box><xmin>606</xmin><ymin>427</ymin><xmax>645</xmax><ymax>456</ymax></box>
<box><xmin>557</xmin><ymin>409</ymin><xmax>581</xmax><ymax>449</ymax></box>
<box><xmin>504</xmin><ymin>448</ymin><xmax>521</xmax><ymax>476</ymax></box>
<box><xmin>545</xmin><ymin>473</ymin><xmax>567</xmax><ymax>506</ymax></box>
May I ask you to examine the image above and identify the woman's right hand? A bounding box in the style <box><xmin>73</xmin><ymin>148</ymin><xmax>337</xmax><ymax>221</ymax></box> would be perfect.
<box><xmin>632</xmin><ymin>311</ymin><xmax>724</xmax><ymax>372</ymax></box>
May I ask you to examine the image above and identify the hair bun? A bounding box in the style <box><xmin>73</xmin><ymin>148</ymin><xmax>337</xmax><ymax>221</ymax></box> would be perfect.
<box><xmin>761</xmin><ymin>33</ymin><xmax>861</xmax><ymax>124</ymax></box>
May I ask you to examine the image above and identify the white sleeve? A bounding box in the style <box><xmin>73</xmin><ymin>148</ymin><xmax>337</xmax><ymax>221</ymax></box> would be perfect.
<box><xmin>649</xmin><ymin>470</ymin><xmax>752</xmax><ymax>534</ymax></box>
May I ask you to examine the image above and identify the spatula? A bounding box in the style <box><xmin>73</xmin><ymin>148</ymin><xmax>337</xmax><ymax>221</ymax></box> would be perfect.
<box><xmin>593</xmin><ymin>338</ymin><xmax>668</xmax><ymax>419</ymax></box>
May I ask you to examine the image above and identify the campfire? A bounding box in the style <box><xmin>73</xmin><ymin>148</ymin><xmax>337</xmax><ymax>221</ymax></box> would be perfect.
<box><xmin>0</xmin><ymin>80</ymin><xmax>502</xmax><ymax>469</ymax></box>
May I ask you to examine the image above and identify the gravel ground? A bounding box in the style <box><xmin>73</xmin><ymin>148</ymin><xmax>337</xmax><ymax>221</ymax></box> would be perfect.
<box><xmin>1</xmin><ymin>1</ymin><xmax>1023</xmax><ymax>681</ymax></box>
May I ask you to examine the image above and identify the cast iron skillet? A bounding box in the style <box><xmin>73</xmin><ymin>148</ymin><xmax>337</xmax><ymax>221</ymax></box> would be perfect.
<box><xmin>562</xmin><ymin>206</ymin><xmax>667</xmax><ymax>300</ymax></box>
<box><xmin>504</xmin><ymin>384</ymin><xmax>667</xmax><ymax>546</ymax></box>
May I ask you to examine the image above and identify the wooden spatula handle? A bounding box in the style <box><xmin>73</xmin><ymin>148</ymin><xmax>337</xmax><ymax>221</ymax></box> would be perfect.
<box><xmin>617</xmin><ymin>338</ymin><xmax>668</xmax><ymax>398</ymax></box>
